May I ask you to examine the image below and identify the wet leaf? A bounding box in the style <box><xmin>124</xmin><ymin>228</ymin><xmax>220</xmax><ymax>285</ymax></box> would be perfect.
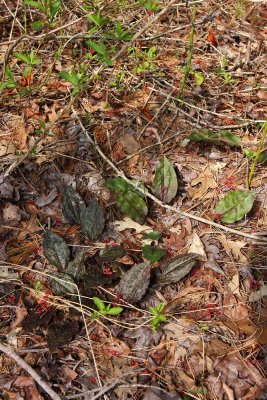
<box><xmin>189</xmin><ymin>129</ymin><xmax>241</xmax><ymax>147</ymax></box>
<box><xmin>106</xmin><ymin>177</ymin><xmax>148</xmax><ymax>222</ymax></box>
<box><xmin>116</xmin><ymin>262</ymin><xmax>151</xmax><ymax>302</ymax></box>
<box><xmin>159</xmin><ymin>253</ymin><xmax>198</xmax><ymax>285</ymax></box>
<box><xmin>152</xmin><ymin>156</ymin><xmax>178</xmax><ymax>203</ymax></box>
<box><xmin>98</xmin><ymin>246</ymin><xmax>126</xmax><ymax>263</ymax></box>
<box><xmin>142</xmin><ymin>245</ymin><xmax>166</xmax><ymax>262</ymax></box>
<box><xmin>43</xmin><ymin>231</ymin><xmax>70</xmax><ymax>269</ymax></box>
<box><xmin>215</xmin><ymin>190</ymin><xmax>256</xmax><ymax>223</ymax></box>
<box><xmin>62</xmin><ymin>186</ymin><xmax>86</xmax><ymax>224</ymax></box>
<box><xmin>48</xmin><ymin>272</ymin><xmax>77</xmax><ymax>295</ymax></box>
<box><xmin>80</xmin><ymin>200</ymin><xmax>105</xmax><ymax>239</ymax></box>
<box><xmin>65</xmin><ymin>252</ymin><xmax>86</xmax><ymax>281</ymax></box>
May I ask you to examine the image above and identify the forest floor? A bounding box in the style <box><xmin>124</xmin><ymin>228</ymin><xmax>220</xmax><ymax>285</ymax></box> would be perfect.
<box><xmin>0</xmin><ymin>1</ymin><xmax>267</xmax><ymax>399</ymax></box>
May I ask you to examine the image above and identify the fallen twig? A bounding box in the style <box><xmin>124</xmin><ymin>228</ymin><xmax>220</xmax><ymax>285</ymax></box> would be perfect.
<box><xmin>0</xmin><ymin>342</ymin><xmax>62</xmax><ymax>400</ymax></box>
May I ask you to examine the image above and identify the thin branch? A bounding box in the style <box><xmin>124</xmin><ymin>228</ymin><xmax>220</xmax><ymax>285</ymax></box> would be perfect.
<box><xmin>0</xmin><ymin>342</ymin><xmax>62</xmax><ymax>400</ymax></box>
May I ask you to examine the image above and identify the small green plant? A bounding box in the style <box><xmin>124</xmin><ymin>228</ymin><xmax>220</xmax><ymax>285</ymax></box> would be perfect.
<box><xmin>87</xmin><ymin>11</ymin><xmax>109</xmax><ymax>34</ymax></box>
<box><xmin>133</xmin><ymin>46</ymin><xmax>157</xmax><ymax>74</ymax></box>
<box><xmin>92</xmin><ymin>297</ymin><xmax>123</xmax><ymax>319</ymax></box>
<box><xmin>0</xmin><ymin>66</ymin><xmax>18</xmax><ymax>92</ymax></box>
<box><xmin>104</xmin><ymin>23</ymin><xmax>133</xmax><ymax>41</ymax></box>
<box><xmin>86</xmin><ymin>40</ymin><xmax>114</xmax><ymax>66</ymax></box>
<box><xmin>109</xmin><ymin>71</ymin><xmax>126</xmax><ymax>89</ymax></box>
<box><xmin>60</xmin><ymin>65</ymin><xmax>89</xmax><ymax>95</ymax></box>
<box><xmin>24</xmin><ymin>0</ymin><xmax>61</xmax><ymax>27</ymax></box>
<box><xmin>149</xmin><ymin>302</ymin><xmax>167</xmax><ymax>331</ymax></box>
<box><xmin>215</xmin><ymin>57</ymin><xmax>235</xmax><ymax>84</ymax></box>
<box><xmin>13</xmin><ymin>50</ymin><xmax>42</xmax><ymax>80</ymax></box>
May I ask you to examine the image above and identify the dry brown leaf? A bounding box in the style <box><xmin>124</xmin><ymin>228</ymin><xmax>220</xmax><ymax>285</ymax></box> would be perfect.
<box><xmin>13</xmin><ymin>376</ymin><xmax>44</xmax><ymax>400</ymax></box>
<box><xmin>218</xmin><ymin>235</ymin><xmax>247</xmax><ymax>263</ymax></box>
<box><xmin>223</xmin><ymin>293</ymin><xmax>249</xmax><ymax>321</ymax></box>
<box><xmin>9</xmin><ymin>117</ymin><xmax>28</xmax><ymax>150</ymax></box>
<box><xmin>188</xmin><ymin>232</ymin><xmax>207</xmax><ymax>261</ymax></box>
<box><xmin>3</xmin><ymin>203</ymin><xmax>20</xmax><ymax>222</ymax></box>
<box><xmin>121</xmin><ymin>134</ymin><xmax>140</xmax><ymax>154</ymax></box>
<box><xmin>188</xmin><ymin>168</ymin><xmax>217</xmax><ymax>200</ymax></box>
<box><xmin>228</xmin><ymin>272</ymin><xmax>241</xmax><ymax>296</ymax></box>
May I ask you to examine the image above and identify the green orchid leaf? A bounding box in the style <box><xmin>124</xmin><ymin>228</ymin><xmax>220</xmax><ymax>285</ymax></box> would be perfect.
<box><xmin>152</xmin><ymin>156</ymin><xmax>178</xmax><ymax>203</ymax></box>
<box><xmin>43</xmin><ymin>231</ymin><xmax>70</xmax><ymax>269</ymax></box>
<box><xmin>215</xmin><ymin>189</ymin><xmax>256</xmax><ymax>223</ymax></box>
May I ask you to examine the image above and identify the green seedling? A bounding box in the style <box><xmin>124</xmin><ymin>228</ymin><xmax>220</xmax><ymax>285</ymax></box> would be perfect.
<box><xmin>86</xmin><ymin>40</ymin><xmax>114</xmax><ymax>66</ymax></box>
<box><xmin>149</xmin><ymin>302</ymin><xmax>167</xmax><ymax>331</ymax></box>
<box><xmin>13</xmin><ymin>50</ymin><xmax>42</xmax><ymax>81</ymax></box>
<box><xmin>0</xmin><ymin>66</ymin><xmax>18</xmax><ymax>92</ymax></box>
<box><xmin>87</xmin><ymin>11</ymin><xmax>109</xmax><ymax>34</ymax></box>
<box><xmin>104</xmin><ymin>23</ymin><xmax>133</xmax><ymax>41</ymax></box>
<box><xmin>92</xmin><ymin>296</ymin><xmax>123</xmax><ymax>319</ymax></box>
<box><xmin>215</xmin><ymin>57</ymin><xmax>235</xmax><ymax>84</ymax></box>
<box><xmin>60</xmin><ymin>65</ymin><xmax>89</xmax><ymax>95</ymax></box>
<box><xmin>134</xmin><ymin>46</ymin><xmax>157</xmax><ymax>74</ymax></box>
<box><xmin>138</xmin><ymin>0</ymin><xmax>159</xmax><ymax>12</ymax></box>
<box><xmin>24</xmin><ymin>0</ymin><xmax>61</xmax><ymax>26</ymax></box>
<box><xmin>109</xmin><ymin>71</ymin><xmax>126</xmax><ymax>89</ymax></box>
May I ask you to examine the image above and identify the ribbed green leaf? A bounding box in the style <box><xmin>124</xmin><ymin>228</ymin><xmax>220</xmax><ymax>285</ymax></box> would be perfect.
<box><xmin>215</xmin><ymin>190</ymin><xmax>255</xmax><ymax>223</ymax></box>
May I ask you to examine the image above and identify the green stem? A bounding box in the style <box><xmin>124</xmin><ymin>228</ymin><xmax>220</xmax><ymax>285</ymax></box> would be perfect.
<box><xmin>178</xmin><ymin>5</ymin><xmax>196</xmax><ymax>99</ymax></box>
<box><xmin>247</xmin><ymin>121</ymin><xmax>267</xmax><ymax>189</ymax></box>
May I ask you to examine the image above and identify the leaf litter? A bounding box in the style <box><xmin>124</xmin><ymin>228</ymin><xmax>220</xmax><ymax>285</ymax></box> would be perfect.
<box><xmin>0</xmin><ymin>1</ymin><xmax>266</xmax><ymax>399</ymax></box>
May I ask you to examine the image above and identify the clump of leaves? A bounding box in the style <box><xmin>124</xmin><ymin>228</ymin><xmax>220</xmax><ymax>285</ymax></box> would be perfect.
<box><xmin>152</xmin><ymin>156</ymin><xmax>178</xmax><ymax>203</ymax></box>
<box><xmin>106</xmin><ymin>177</ymin><xmax>148</xmax><ymax>223</ymax></box>
<box><xmin>215</xmin><ymin>189</ymin><xmax>255</xmax><ymax>223</ymax></box>
<box><xmin>24</xmin><ymin>0</ymin><xmax>61</xmax><ymax>27</ymax></box>
<box><xmin>189</xmin><ymin>129</ymin><xmax>241</xmax><ymax>147</ymax></box>
<box><xmin>92</xmin><ymin>297</ymin><xmax>123</xmax><ymax>319</ymax></box>
<box><xmin>149</xmin><ymin>303</ymin><xmax>167</xmax><ymax>331</ymax></box>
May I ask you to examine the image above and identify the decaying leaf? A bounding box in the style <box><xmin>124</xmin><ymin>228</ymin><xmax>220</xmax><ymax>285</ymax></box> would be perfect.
<box><xmin>65</xmin><ymin>252</ymin><xmax>86</xmax><ymax>280</ymax></box>
<box><xmin>48</xmin><ymin>272</ymin><xmax>77</xmax><ymax>295</ymax></box>
<box><xmin>43</xmin><ymin>231</ymin><xmax>70</xmax><ymax>269</ymax></box>
<box><xmin>80</xmin><ymin>200</ymin><xmax>105</xmax><ymax>240</ymax></box>
<box><xmin>152</xmin><ymin>156</ymin><xmax>178</xmax><ymax>203</ymax></box>
<box><xmin>159</xmin><ymin>253</ymin><xmax>198</xmax><ymax>285</ymax></box>
<box><xmin>106</xmin><ymin>177</ymin><xmax>148</xmax><ymax>223</ymax></box>
<box><xmin>116</xmin><ymin>262</ymin><xmax>150</xmax><ymax>302</ymax></box>
<box><xmin>215</xmin><ymin>190</ymin><xmax>256</xmax><ymax>223</ymax></box>
<box><xmin>62</xmin><ymin>186</ymin><xmax>86</xmax><ymax>224</ymax></box>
